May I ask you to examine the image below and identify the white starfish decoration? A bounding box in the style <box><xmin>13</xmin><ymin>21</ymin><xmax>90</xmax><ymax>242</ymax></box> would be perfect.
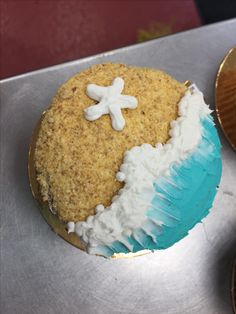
<box><xmin>84</xmin><ymin>77</ymin><xmax>138</xmax><ymax>131</ymax></box>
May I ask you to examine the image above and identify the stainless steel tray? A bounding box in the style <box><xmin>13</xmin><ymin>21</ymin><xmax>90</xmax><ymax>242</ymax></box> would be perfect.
<box><xmin>1</xmin><ymin>19</ymin><xmax>236</xmax><ymax>314</ymax></box>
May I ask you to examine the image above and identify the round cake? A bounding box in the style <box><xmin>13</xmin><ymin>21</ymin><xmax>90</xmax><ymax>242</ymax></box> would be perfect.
<box><xmin>33</xmin><ymin>63</ymin><xmax>222</xmax><ymax>258</ymax></box>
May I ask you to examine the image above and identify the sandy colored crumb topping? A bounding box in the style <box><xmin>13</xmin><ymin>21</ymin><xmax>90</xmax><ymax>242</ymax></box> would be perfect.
<box><xmin>35</xmin><ymin>63</ymin><xmax>186</xmax><ymax>222</ymax></box>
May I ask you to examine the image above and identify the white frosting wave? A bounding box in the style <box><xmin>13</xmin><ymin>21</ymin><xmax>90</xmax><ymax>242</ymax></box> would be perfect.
<box><xmin>84</xmin><ymin>77</ymin><xmax>138</xmax><ymax>131</ymax></box>
<box><xmin>69</xmin><ymin>85</ymin><xmax>211</xmax><ymax>252</ymax></box>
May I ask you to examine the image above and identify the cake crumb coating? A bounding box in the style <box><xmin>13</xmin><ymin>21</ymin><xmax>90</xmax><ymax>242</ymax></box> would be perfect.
<box><xmin>35</xmin><ymin>63</ymin><xmax>186</xmax><ymax>222</ymax></box>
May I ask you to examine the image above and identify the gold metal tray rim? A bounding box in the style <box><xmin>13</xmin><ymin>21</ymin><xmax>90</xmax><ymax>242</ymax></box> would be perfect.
<box><xmin>215</xmin><ymin>46</ymin><xmax>236</xmax><ymax>152</ymax></box>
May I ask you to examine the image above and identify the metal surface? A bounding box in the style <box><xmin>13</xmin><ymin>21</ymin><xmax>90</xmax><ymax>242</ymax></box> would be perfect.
<box><xmin>1</xmin><ymin>20</ymin><xmax>236</xmax><ymax>314</ymax></box>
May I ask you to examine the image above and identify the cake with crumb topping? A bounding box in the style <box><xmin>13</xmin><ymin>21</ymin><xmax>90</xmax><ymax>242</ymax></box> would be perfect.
<box><xmin>34</xmin><ymin>63</ymin><xmax>222</xmax><ymax>257</ymax></box>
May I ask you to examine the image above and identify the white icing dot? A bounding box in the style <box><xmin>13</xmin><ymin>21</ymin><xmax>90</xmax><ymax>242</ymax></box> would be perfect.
<box><xmin>112</xmin><ymin>195</ymin><xmax>119</xmax><ymax>202</ymax></box>
<box><xmin>116</xmin><ymin>171</ymin><xmax>126</xmax><ymax>182</ymax></box>
<box><xmin>169</xmin><ymin>128</ymin><xmax>179</xmax><ymax>138</ymax></box>
<box><xmin>67</xmin><ymin>221</ymin><xmax>75</xmax><ymax>233</ymax></box>
<box><xmin>95</xmin><ymin>204</ymin><xmax>105</xmax><ymax>213</ymax></box>
<box><xmin>118</xmin><ymin>188</ymin><xmax>124</xmax><ymax>195</ymax></box>
<box><xmin>170</xmin><ymin>120</ymin><xmax>177</xmax><ymax>128</ymax></box>
<box><xmin>156</xmin><ymin>143</ymin><xmax>163</xmax><ymax>149</ymax></box>
<box><xmin>87</xmin><ymin>216</ymin><xmax>94</xmax><ymax>225</ymax></box>
<box><xmin>142</xmin><ymin>143</ymin><xmax>152</xmax><ymax>149</ymax></box>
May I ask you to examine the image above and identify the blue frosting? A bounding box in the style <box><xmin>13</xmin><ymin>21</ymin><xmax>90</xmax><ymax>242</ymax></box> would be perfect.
<box><xmin>98</xmin><ymin>116</ymin><xmax>222</xmax><ymax>257</ymax></box>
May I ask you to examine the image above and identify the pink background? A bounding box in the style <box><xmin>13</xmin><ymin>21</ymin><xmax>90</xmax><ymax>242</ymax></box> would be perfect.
<box><xmin>1</xmin><ymin>0</ymin><xmax>201</xmax><ymax>79</ymax></box>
